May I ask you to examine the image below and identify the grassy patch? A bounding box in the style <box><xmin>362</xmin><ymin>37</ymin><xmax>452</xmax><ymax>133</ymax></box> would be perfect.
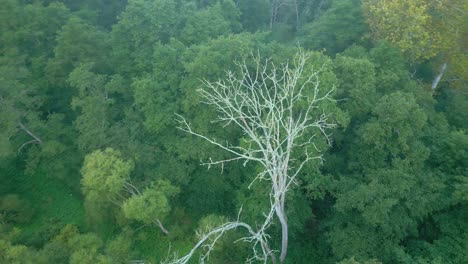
<box><xmin>8</xmin><ymin>170</ymin><xmax>85</xmax><ymax>246</ymax></box>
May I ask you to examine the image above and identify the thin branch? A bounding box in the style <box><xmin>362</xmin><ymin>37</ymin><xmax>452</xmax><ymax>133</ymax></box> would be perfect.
<box><xmin>156</xmin><ymin>219</ymin><xmax>170</xmax><ymax>235</ymax></box>
<box><xmin>18</xmin><ymin>122</ymin><xmax>43</xmax><ymax>147</ymax></box>
<box><xmin>17</xmin><ymin>139</ymin><xmax>40</xmax><ymax>152</ymax></box>
<box><xmin>170</xmin><ymin>51</ymin><xmax>335</xmax><ymax>264</ymax></box>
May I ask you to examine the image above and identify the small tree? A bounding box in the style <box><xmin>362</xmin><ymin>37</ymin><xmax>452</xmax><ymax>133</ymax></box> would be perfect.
<box><xmin>81</xmin><ymin>148</ymin><xmax>134</xmax><ymax>205</ymax></box>
<box><xmin>81</xmin><ymin>148</ymin><xmax>175</xmax><ymax>235</ymax></box>
<box><xmin>172</xmin><ymin>52</ymin><xmax>336</xmax><ymax>263</ymax></box>
<box><xmin>122</xmin><ymin>180</ymin><xmax>179</xmax><ymax>235</ymax></box>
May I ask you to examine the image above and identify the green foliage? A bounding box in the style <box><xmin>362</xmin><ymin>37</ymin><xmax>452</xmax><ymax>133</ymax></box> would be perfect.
<box><xmin>69</xmin><ymin>0</ymin><xmax>128</xmax><ymax>29</ymax></box>
<box><xmin>0</xmin><ymin>166</ymin><xmax>85</xmax><ymax>247</ymax></box>
<box><xmin>36</xmin><ymin>240</ymin><xmax>70</xmax><ymax>264</ymax></box>
<box><xmin>356</xmin><ymin>92</ymin><xmax>428</xmax><ymax>169</ymax></box>
<box><xmin>0</xmin><ymin>0</ymin><xmax>70</xmax><ymax>58</ymax></box>
<box><xmin>237</xmin><ymin>0</ymin><xmax>270</xmax><ymax>31</ymax></box>
<box><xmin>0</xmin><ymin>194</ymin><xmax>34</xmax><ymax>224</ymax></box>
<box><xmin>334</xmin><ymin>55</ymin><xmax>377</xmax><ymax>117</ymax></box>
<box><xmin>133</xmin><ymin>38</ymin><xmax>186</xmax><ymax>135</ymax></box>
<box><xmin>299</xmin><ymin>0</ymin><xmax>369</xmax><ymax>54</ymax></box>
<box><xmin>195</xmin><ymin>214</ymin><xmax>251</xmax><ymax>262</ymax></box>
<box><xmin>181</xmin><ymin>1</ymin><xmax>240</xmax><ymax>45</ymax></box>
<box><xmin>68</xmin><ymin>64</ymin><xmax>127</xmax><ymax>151</ymax></box>
<box><xmin>1</xmin><ymin>0</ymin><xmax>466</xmax><ymax>263</ymax></box>
<box><xmin>363</xmin><ymin>0</ymin><xmax>468</xmax><ymax>85</ymax></box>
<box><xmin>0</xmin><ymin>239</ymin><xmax>35</xmax><ymax>264</ymax></box>
<box><xmin>0</xmin><ymin>51</ymin><xmax>40</xmax><ymax>158</ymax></box>
<box><xmin>46</xmin><ymin>16</ymin><xmax>110</xmax><ymax>86</ymax></box>
<box><xmin>184</xmin><ymin>170</ymin><xmax>239</xmax><ymax>217</ymax></box>
<box><xmin>338</xmin><ymin>257</ymin><xmax>382</xmax><ymax>264</ymax></box>
<box><xmin>65</xmin><ymin>233</ymin><xmax>109</xmax><ymax>263</ymax></box>
<box><xmin>122</xmin><ymin>180</ymin><xmax>179</xmax><ymax>224</ymax></box>
<box><xmin>319</xmin><ymin>45</ymin><xmax>466</xmax><ymax>264</ymax></box>
<box><xmin>105</xmin><ymin>234</ymin><xmax>132</xmax><ymax>263</ymax></box>
<box><xmin>437</xmin><ymin>88</ymin><xmax>468</xmax><ymax>129</ymax></box>
<box><xmin>81</xmin><ymin>148</ymin><xmax>134</xmax><ymax>203</ymax></box>
<box><xmin>111</xmin><ymin>0</ymin><xmax>189</xmax><ymax>73</ymax></box>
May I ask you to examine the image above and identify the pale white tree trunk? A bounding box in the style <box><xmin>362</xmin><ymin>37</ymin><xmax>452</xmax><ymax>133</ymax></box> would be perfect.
<box><xmin>276</xmin><ymin>204</ymin><xmax>288</xmax><ymax>262</ymax></box>
<box><xmin>270</xmin><ymin>0</ymin><xmax>279</xmax><ymax>29</ymax></box>
<box><xmin>156</xmin><ymin>219</ymin><xmax>170</xmax><ymax>235</ymax></box>
<box><xmin>294</xmin><ymin>0</ymin><xmax>300</xmax><ymax>31</ymax></box>
<box><xmin>432</xmin><ymin>62</ymin><xmax>448</xmax><ymax>90</ymax></box>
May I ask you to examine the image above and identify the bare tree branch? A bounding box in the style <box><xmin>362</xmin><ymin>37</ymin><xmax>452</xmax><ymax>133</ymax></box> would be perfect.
<box><xmin>17</xmin><ymin>139</ymin><xmax>41</xmax><ymax>152</ymax></box>
<box><xmin>18</xmin><ymin>122</ymin><xmax>43</xmax><ymax>144</ymax></box>
<box><xmin>156</xmin><ymin>219</ymin><xmax>170</xmax><ymax>235</ymax></box>
<box><xmin>171</xmin><ymin>51</ymin><xmax>335</xmax><ymax>263</ymax></box>
<box><xmin>17</xmin><ymin>122</ymin><xmax>43</xmax><ymax>152</ymax></box>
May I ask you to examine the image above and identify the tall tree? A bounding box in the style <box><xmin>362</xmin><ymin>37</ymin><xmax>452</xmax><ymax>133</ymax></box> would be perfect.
<box><xmin>122</xmin><ymin>180</ymin><xmax>179</xmax><ymax>235</ymax></box>
<box><xmin>181</xmin><ymin>0</ymin><xmax>241</xmax><ymax>45</ymax></box>
<box><xmin>299</xmin><ymin>0</ymin><xmax>369</xmax><ymax>55</ymax></box>
<box><xmin>81</xmin><ymin>148</ymin><xmax>133</xmax><ymax>227</ymax></box>
<box><xmin>171</xmin><ymin>51</ymin><xmax>338</xmax><ymax>263</ymax></box>
<box><xmin>68</xmin><ymin>64</ymin><xmax>127</xmax><ymax>152</ymax></box>
<box><xmin>320</xmin><ymin>45</ymin><xmax>466</xmax><ymax>263</ymax></box>
<box><xmin>111</xmin><ymin>0</ymin><xmax>190</xmax><ymax>74</ymax></box>
<box><xmin>363</xmin><ymin>0</ymin><xmax>468</xmax><ymax>89</ymax></box>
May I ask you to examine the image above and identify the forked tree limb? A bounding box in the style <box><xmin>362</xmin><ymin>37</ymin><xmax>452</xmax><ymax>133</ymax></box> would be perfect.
<box><xmin>17</xmin><ymin>122</ymin><xmax>43</xmax><ymax>152</ymax></box>
<box><xmin>170</xmin><ymin>51</ymin><xmax>335</xmax><ymax>263</ymax></box>
<box><xmin>18</xmin><ymin>122</ymin><xmax>43</xmax><ymax>144</ymax></box>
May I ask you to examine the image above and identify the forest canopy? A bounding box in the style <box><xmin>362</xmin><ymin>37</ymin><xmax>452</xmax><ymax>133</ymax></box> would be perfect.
<box><xmin>0</xmin><ymin>0</ymin><xmax>466</xmax><ymax>263</ymax></box>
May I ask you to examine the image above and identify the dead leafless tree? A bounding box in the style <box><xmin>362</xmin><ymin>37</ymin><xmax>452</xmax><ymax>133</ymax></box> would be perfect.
<box><xmin>170</xmin><ymin>51</ymin><xmax>335</xmax><ymax>263</ymax></box>
<box><xmin>270</xmin><ymin>0</ymin><xmax>300</xmax><ymax>30</ymax></box>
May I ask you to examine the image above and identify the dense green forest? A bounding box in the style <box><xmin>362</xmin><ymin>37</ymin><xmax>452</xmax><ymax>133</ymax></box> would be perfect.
<box><xmin>0</xmin><ymin>0</ymin><xmax>466</xmax><ymax>263</ymax></box>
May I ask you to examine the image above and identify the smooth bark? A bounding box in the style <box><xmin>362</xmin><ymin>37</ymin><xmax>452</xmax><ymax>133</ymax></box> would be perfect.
<box><xmin>432</xmin><ymin>62</ymin><xmax>448</xmax><ymax>90</ymax></box>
